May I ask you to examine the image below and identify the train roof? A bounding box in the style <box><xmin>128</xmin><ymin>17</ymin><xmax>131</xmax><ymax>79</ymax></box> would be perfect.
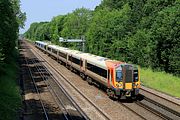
<box><xmin>47</xmin><ymin>44</ymin><xmax>110</xmax><ymax>68</ymax></box>
<box><xmin>81</xmin><ymin>53</ymin><xmax>110</xmax><ymax>69</ymax></box>
<box><xmin>35</xmin><ymin>41</ymin><xmax>48</xmax><ymax>45</ymax></box>
<box><xmin>35</xmin><ymin>41</ymin><xmax>125</xmax><ymax>69</ymax></box>
<box><xmin>48</xmin><ymin>44</ymin><xmax>79</xmax><ymax>54</ymax></box>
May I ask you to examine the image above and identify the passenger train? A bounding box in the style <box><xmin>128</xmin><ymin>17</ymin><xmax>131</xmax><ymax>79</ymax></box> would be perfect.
<box><xmin>35</xmin><ymin>41</ymin><xmax>141</xmax><ymax>99</ymax></box>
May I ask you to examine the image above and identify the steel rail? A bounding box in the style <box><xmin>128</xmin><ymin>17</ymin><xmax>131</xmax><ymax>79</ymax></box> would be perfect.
<box><xmin>29</xmin><ymin>57</ymin><xmax>69</xmax><ymax>120</ymax></box>
<box><xmin>28</xmin><ymin>48</ymin><xmax>89</xmax><ymax>120</ymax></box>
<box><xmin>24</xmin><ymin>55</ymin><xmax>49</xmax><ymax>120</ymax></box>
<box><xmin>118</xmin><ymin>102</ymin><xmax>147</xmax><ymax>120</ymax></box>
<box><xmin>140</xmin><ymin>87</ymin><xmax>180</xmax><ymax>106</ymax></box>
<box><xmin>41</xmin><ymin>65</ymin><xmax>90</xmax><ymax>120</ymax></box>
<box><xmin>135</xmin><ymin>101</ymin><xmax>173</xmax><ymax>120</ymax></box>
<box><xmin>143</xmin><ymin>96</ymin><xmax>180</xmax><ymax>117</ymax></box>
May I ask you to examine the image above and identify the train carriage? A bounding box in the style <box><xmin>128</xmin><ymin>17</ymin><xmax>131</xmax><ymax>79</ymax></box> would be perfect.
<box><xmin>35</xmin><ymin>41</ymin><xmax>141</xmax><ymax>99</ymax></box>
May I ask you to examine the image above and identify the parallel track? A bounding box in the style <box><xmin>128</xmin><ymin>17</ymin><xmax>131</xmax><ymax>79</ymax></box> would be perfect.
<box><xmin>118</xmin><ymin>102</ymin><xmax>147</xmax><ymax>120</ymax></box>
<box><xmin>135</xmin><ymin>95</ymin><xmax>180</xmax><ymax>120</ymax></box>
<box><xmin>28</xmin><ymin>47</ymin><xmax>90</xmax><ymax>120</ymax></box>
<box><xmin>35</xmin><ymin>60</ymin><xmax>90</xmax><ymax>120</ymax></box>
<box><xmin>141</xmin><ymin>87</ymin><xmax>180</xmax><ymax>106</ymax></box>
<box><xmin>138</xmin><ymin>87</ymin><xmax>180</xmax><ymax>120</ymax></box>
<box><xmin>30</xmin><ymin>57</ymin><xmax>70</xmax><ymax>120</ymax></box>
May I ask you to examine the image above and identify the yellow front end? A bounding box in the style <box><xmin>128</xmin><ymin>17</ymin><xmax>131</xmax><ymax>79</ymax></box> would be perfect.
<box><xmin>113</xmin><ymin>64</ymin><xmax>141</xmax><ymax>98</ymax></box>
<box><xmin>125</xmin><ymin>83</ymin><xmax>133</xmax><ymax>90</ymax></box>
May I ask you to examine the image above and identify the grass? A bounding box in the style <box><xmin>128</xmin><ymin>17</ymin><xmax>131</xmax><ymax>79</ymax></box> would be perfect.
<box><xmin>0</xmin><ymin>50</ymin><xmax>21</xmax><ymax>120</ymax></box>
<box><xmin>141</xmin><ymin>68</ymin><xmax>180</xmax><ymax>98</ymax></box>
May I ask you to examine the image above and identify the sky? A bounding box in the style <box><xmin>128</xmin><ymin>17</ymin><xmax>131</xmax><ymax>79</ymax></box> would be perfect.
<box><xmin>20</xmin><ymin>0</ymin><xmax>102</xmax><ymax>34</ymax></box>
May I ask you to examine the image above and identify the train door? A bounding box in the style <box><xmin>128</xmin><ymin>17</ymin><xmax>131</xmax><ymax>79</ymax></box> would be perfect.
<box><xmin>57</xmin><ymin>50</ymin><xmax>59</xmax><ymax>62</ymax></box>
<box><xmin>80</xmin><ymin>58</ymin><xmax>84</xmax><ymax>72</ymax></box>
<box><xmin>84</xmin><ymin>60</ymin><xmax>87</xmax><ymax>72</ymax></box>
<box><xmin>69</xmin><ymin>55</ymin><xmax>72</xmax><ymax>67</ymax></box>
<box><xmin>66</xmin><ymin>54</ymin><xmax>70</xmax><ymax>67</ymax></box>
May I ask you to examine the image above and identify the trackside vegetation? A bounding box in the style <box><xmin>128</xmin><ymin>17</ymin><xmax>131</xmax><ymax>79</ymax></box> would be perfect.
<box><xmin>0</xmin><ymin>0</ymin><xmax>26</xmax><ymax>119</ymax></box>
<box><xmin>0</xmin><ymin>50</ymin><xmax>21</xmax><ymax>120</ymax></box>
<box><xmin>24</xmin><ymin>0</ymin><xmax>179</xmax><ymax>97</ymax></box>
<box><xmin>141</xmin><ymin>68</ymin><xmax>180</xmax><ymax>97</ymax></box>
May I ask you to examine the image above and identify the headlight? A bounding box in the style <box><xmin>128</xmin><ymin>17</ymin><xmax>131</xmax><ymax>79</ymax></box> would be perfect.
<box><xmin>116</xmin><ymin>83</ymin><xmax>122</xmax><ymax>87</ymax></box>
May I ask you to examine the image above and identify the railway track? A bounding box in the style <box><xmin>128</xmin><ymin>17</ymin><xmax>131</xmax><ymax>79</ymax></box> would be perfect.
<box><xmin>136</xmin><ymin>96</ymin><xmax>180</xmax><ymax>120</ymax></box>
<box><xmin>118</xmin><ymin>85</ymin><xmax>180</xmax><ymax>119</ymax></box>
<box><xmin>117</xmin><ymin>88</ymin><xmax>180</xmax><ymax>120</ymax></box>
<box><xmin>135</xmin><ymin>91</ymin><xmax>180</xmax><ymax>120</ymax></box>
<box><xmin>118</xmin><ymin>102</ymin><xmax>147</xmax><ymax>120</ymax></box>
<box><xmin>141</xmin><ymin>87</ymin><xmax>180</xmax><ymax>106</ymax></box>
<box><xmin>20</xmin><ymin>41</ymin><xmax>91</xmax><ymax>120</ymax></box>
<box><xmin>27</xmin><ymin>48</ymin><xmax>89</xmax><ymax>119</ymax></box>
<box><xmin>137</xmin><ymin>88</ymin><xmax>180</xmax><ymax>120</ymax></box>
<box><xmin>35</xmin><ymin>61</ymin><xmax>90</xmax><ymax>120</ymax></box>
<box><xmin>24</xmin><ymin>53</ymin><xmax>50</xmax><ymax>120</ymax></box>
<box><xmin>24</xmin><ymin>41</ymin><xmax>111</xmax><ymax>119</ymax></box>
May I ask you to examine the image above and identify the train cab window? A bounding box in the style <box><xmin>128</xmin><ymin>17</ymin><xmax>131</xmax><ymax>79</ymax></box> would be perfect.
<box><xmin>133</xmin><ymin>70</ymin><xmax>138</xmax><ymax>82</ymax></box>
<box><xmin>116</xmin><ymin>70</ymin><xmax>122</xmax><ymax>82</ymax></box>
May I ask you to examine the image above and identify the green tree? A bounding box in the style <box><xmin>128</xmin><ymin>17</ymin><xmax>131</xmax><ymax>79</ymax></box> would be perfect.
<box><xmin>0</xmin><ymin>0</ymin><xmax>26</xmax><ymax>74</ymax></box>
<box><xmin>150</xmin><ymin>2</ymin><xmax>180</xmax><ymax>74</ymax></box>
<box><xmin>24</xmin><ymin>0</ymin><xmax>179</xmax><ymax>75</ymax></box>
<box><xmin>87</xmin><ymin>4</ymin><xmax>131</xmax><ymax>60</ymax></box>
<box><xmin>61</xmin><ymin>8</ymin><xmax>92</xmax><ymax>38</ymax></box>
<box><xmin>49</xmin><ymin>15</ymin><xmax>66</xmax><ymax>44</ymax></box>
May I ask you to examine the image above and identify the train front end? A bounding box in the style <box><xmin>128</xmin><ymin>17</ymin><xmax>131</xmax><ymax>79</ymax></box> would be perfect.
<box><xmin>113</xmin><ymin>64</ymin><xmax>140</xmax><ymax>98</ymax></box>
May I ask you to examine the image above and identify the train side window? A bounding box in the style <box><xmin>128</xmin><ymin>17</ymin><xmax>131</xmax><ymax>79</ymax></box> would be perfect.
<box><xmin>87</xmin><ymin>63</ymin><xmax>107</xmax><ymax>78</ymax></box>
<box><xmin>52</xmin><ymin>48</ymin><xmax>57</xmax><ymax>54</ymax></box>
<box><xmin>71</xmin><ymin>56</ymin><xmax>80</xmax><ymax>65</ymax></box>
<box><xmin>59</xmin><ymin>51</ymin><xmax>67</xmax><ymax>59</ymax></box>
